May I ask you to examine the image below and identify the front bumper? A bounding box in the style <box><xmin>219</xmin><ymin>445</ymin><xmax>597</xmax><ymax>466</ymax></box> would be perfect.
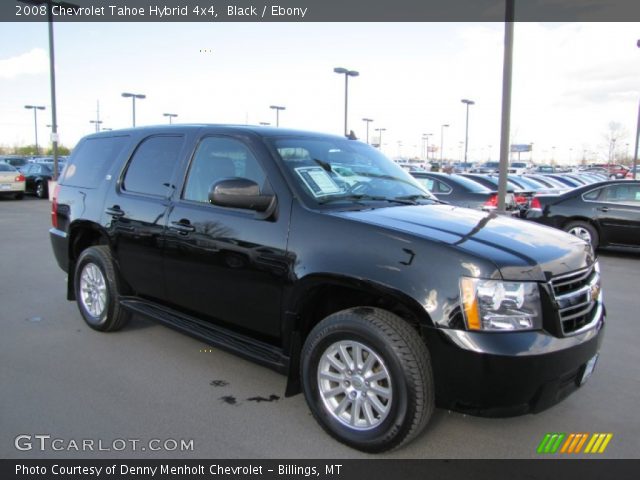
<box><xmin>423</xmin><ymin>309</ymin><xmax>605</xmax><ymax>417</ymax></box>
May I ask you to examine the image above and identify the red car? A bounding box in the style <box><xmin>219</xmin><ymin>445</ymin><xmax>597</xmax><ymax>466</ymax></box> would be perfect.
<box><xmin>593</xmin><ymin>163</ymin><xmax>629</xmax><ymax>179</ymax></box>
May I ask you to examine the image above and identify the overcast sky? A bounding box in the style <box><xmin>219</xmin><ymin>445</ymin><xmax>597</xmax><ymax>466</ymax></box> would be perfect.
<box><xmin>1</xmin><ymin>21</ymin><xmax>638</xmax><ymax>163</ymax></box>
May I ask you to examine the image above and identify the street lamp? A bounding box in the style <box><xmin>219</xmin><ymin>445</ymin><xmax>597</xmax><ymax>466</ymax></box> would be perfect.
<box><xmin>334</xmin><ymin>67</ymin><xmax>359</xmax><ymax>136</ymax></box>
<box><xmin>24</xmin><ymin>105</ymin><xmax>46</xmax><ymax>155</ymax></box>
<box><xmin>18</xmin><ymin>0</ymin><xmax>79</xmax><ymax>179</ymax></box>
<box><xmin>163</xmin><ymin>113</ymin><xmax>178</xmax><ymax>124</ymax></box>
<box><xmin>422</xmin><ymin>133</ymin><xmax>433</xmax><ymax>160</ymax></box>
<box><xmin>362</xmin><ymin>118</ymin><xmax>374</xmax><ymax>144</ymax></box>
<box><xmin>121</xmin><ymin>92</ymin><xmax>146</xmax><ymax>127</ymax></box>
<box><xmin>89</xmin><ymin>120</ymin><xmax>102</xmax><ymax>132</ymax></box>
<box><xmin>375</xmin><ymin>128</ymin><xmax>387</xmax><ymax>150</ymax></box>
<box><xmin>270</xmin><ymin>105</ymin><xmax>285</xmax><ymax>127</ymax></box>
<box><xmin>633</xmin><ymin>39</ymin><xmax>640</xmax><ymax>179</ymax></box>
<box><xmin>440</xmin><ymin>124</ymin><xmax>450</xmax><ymax>162</ymax></box>
<box><xmin>461</xmin><ymin>99</ymin><xmax>475</xmax><ymax>162</ymax></box>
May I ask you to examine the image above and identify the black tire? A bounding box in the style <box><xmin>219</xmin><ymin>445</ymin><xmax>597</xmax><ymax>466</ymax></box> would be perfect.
<box><xmin>564</xmin><ymin>220</ymin><xmax>599</xmax><ymax>250</ymax></box>
<box><xmin>74</xmin><ymin>245</ymin><xmax>131</xmax><ymax>332</ymax></box>
<box><xmin>35</xmin><ymin>181</ymin><xmax>47</xmax><ymax>199</ymax></box>
<box><xmin>301</xmin><ymin>307</ymin><xmax>434</xmax><ymax>453</ymax></box>
<box><xmin>14</xmin><ymin>192</ymin><xmax>24</xmax><ymax>200</ymax></box>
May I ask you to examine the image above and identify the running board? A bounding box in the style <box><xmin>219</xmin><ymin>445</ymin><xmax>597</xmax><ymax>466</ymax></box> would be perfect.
<box><xmin>120</xmin><ymin>297</ymin><xmax>288</xmax><ymax>374</ymax></box>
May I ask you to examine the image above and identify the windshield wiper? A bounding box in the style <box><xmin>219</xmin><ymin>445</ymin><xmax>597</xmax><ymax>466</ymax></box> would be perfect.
<box><xmin>319</xmin><ymin>194</ymin><xmax>422</xmax><ymax>206</ymax></box>
<box><xmin>393</xmin><ymin>194</ymin><xmax>443</xmax><ymax>205</ymax></box>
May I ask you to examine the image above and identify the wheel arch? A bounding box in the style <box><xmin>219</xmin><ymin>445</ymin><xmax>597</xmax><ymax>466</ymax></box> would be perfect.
<box><xmin>66</xmin><ymin>221</ymin><xmax>111</xmax><ymax>300</ymax></box>
<box><xmin>283</xmin><ymin>274</ymin><xmax>432</xmax><ymax>397</ymax></box>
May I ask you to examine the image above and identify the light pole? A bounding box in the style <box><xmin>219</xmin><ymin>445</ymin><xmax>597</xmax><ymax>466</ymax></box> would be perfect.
<box><xmin>362</xmin><ymin>118</ymin><xmax>374</xmax><ymax>144</ymax></box>
<box><xmin>461</xmin><ymin>99</ymin><xmax>475</xmax><ymax>162</ymax></box>
<box><xmin>89</xmin><ymin>120</ymin><xmax>102</xmax><ymax>132</ymax></box>
<box><xmin>270</xmin><ymin>105</ymin><xmax>285</xmax><ymax>127</ymax></box>
<box><xmin>24</xmin><ymin>105</ymin><xmax>45</xmax><ymax>155</ymax></box>
<box><xmin>334</xmin><ymin>67</ymin><xmax>359</xmax><ymax>136</ymax></box>
<box><xmin>121</xmin><ymin>92</ymin><xmax>145</xmax><ymax>127</ymax></box>
<box><xmin>440</xmin><ymin>124</ymin><xmax>449</xmax><ymax>162</ymax></box>
<box><xmin>163</xmin><ymin>113</ymin><xmax>178</xmax><ymax>124</ymax></box>
<box><xmin>375</xmin><ymin>128</ymin><xmax>386</xmax><ymax>150</ymax></box>
<box><xmin>422</xmin><ymin>133</ymin><xmax>433</xmax><ymax>160</ymax></box>
<box><xmin>633</xmin><ymin>39</ymin><xmax>640</xmax><ymax>179</ymax></box>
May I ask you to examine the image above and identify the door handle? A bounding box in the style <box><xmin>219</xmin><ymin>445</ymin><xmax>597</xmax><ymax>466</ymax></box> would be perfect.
<box><xmin>105</xmin><ymin>206</ymin><xmax>125</xmax><ymax>218</ymax></box>
<box><xmin>597</xmin><ymin>207</ymin><xmax>609</xmax><ymax>212</ymax></box>
<box><xmin>170</xmin><ymin>221</ymin><xmax>195</xmax><ymax>233</ymax></box>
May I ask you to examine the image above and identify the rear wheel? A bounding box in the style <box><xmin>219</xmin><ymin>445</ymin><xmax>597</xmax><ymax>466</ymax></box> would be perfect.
<box><xmin>564</xmin><ymin>220</ymin><xmax>599</xmax><ymax>249</ymax></box>
<box><xmin>36</xmin><ymin>181</ymin><xmax>47</xmax><ymax>198</ymax></box>
<box><xmin>301</xmin><ymin>307</ymin><xmax>434</xmax><ymax>452</ymax></box>
<box><xmin>74</xmin><ymin>245</ymin><xmax>131</xmax><ymax>331</ymax></box>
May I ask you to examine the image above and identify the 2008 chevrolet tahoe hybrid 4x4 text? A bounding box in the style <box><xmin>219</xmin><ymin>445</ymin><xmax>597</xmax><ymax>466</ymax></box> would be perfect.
<box><xmin>50</xmin><ymin>125</ymin><xmax>604</xmax><ymax>452</ymax></box>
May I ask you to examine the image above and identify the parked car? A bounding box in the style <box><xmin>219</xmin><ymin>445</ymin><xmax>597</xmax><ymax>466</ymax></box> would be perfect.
<box><xmin>523</xmin><ymin>174</ymin><xmax>571</xmax><ymax>190</ymax></box>
<box><xmin>20</xmin><ymin>162</ymin><xmax>53</xmax><ymax>198</ymax></box>
<box><xmin>460</xmin><ymin>173</ymin><xmax>533</xmax><ymax>212</ymax></box>
<box><xmin>50</xmin><ymin>125</ymin><xmax>604</xmax><ymax>452</ymax></box>
<box><xmin>533</xmin><ymin>165</ymin><xmax>556</xmax><ymax>173</ymax></box>
<box><xmin>410</xmin><ymin>171</ymin><xmax>519</xmax><ymax>212</ymax></box>
<box><xmin>625</xmin><ymin>166</ymin><xmax>639</xmax><ymax>180</ymax></box>
<box><xmin>508</xmin><ymin>175</ymin><xmax>566</xmax><ymax>195</ymax></box>
<box><xmin>592</xmin><ymin>164</ymin><xmax>629</xmax><ymax>179</ymax></box>
<box><xmin>543</xmin><ymin>174</ymin><xmax>585</xmax><ymax>188</ymax></box>
<box><xmin>525</xmin><ymin>180</ymin><xmax>640</xmax><ymax>249</ymax></box>
<box><xmin>469</xmin><ymin>161</ymin><xmax>500</xmax><ymax>173</ymax></box>
<box><xmin>0</xmin><ymin>163</ymin><xmax>25</xmax><ymax>199</ymax></box>
<box><xmin>0</xmin><ymin>156</ymin><xmax>29</xmax><ymax>169</ymax></box>
<box><xmin>508</xmin><ymin>162</ymin><xmax>532</xmax><ymax>175</ymax></box>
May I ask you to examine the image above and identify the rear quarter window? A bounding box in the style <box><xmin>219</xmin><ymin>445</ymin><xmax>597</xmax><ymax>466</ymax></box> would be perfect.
<box><xmin>60</xmin><ymin>136</ymin><xmax>129</xmax><ymax>188</ymax></box>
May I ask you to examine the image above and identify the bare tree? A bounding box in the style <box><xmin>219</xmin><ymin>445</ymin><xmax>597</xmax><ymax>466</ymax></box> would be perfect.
<box><xmin>602</xmin><ymin>122</ymin><xmax>629</xmax><ymax>163</ymax></box>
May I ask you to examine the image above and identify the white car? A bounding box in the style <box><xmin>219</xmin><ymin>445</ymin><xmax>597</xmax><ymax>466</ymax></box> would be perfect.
<box><xmin>0</xmin><ymin>163</ymin><xmax>25</xmax><ymax>199</ymax></box>
<box><xmin>508</xmin><ymin>162</ymin><xmax>532</xmax><ymax>175</ymax></box>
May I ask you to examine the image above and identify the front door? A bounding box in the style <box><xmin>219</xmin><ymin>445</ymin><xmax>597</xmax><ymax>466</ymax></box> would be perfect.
<box><xmin>163</xmin><ymin>135</ymin><xmax>291</xmax><ymax>339</ymax></box>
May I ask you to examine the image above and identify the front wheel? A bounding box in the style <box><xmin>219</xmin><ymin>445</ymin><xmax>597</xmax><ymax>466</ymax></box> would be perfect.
<box><xmin>301</xmin><ymin>307</ymin><xmax>434</xmax><ymax>452</ymax></box>
<box><xmin>74</xmin><ymin>245</ymin><xmax>131</xmax><ymax>331</ymax></box>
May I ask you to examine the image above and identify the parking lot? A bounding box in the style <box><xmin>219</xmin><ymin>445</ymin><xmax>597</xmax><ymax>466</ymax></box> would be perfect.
<box><xmin>1</xmin><ymin>195</ymin><xmax>639</xmax><ymax>459</ymax></box>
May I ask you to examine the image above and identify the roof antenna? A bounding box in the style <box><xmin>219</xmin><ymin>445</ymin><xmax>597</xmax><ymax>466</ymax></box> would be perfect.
<box><xmin>346</xmin><ymin>130</ymin><xmax>358</xmax><ymax>140</ymax></box>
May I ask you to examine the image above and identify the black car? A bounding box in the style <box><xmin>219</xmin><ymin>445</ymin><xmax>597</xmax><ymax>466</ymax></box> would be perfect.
<box><xmin>20</xmin><ymin>163</ymin><xmax>53</xmax><ymax>198</ymax></box>
<box><xmin>410</xmin><ymin>171</ymin><xmax>519</xmax><ymax>212</ymax></box>
<box><xmin>0</xmin><ymin>156</ymin><xmax>29</xmax><ymax>169</ymax></box>
<box><xmin>49</xmin><ymin>125</ymin><xmax>604</xmax><ymax>452</ymax></box>
<box><xmin>525</xmin><ymin>180</ymin><xmax>640</xmax><ymax>249</ymax></box>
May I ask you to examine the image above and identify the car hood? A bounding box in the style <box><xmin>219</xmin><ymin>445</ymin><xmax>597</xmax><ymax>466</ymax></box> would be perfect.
<box><xmin>331</xmin><ymin>204</ymin><xmax>594</xmax><ymax>281</ymax></box>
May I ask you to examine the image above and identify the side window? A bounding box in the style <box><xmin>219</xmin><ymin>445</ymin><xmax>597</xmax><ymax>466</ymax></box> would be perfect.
<box><xmin>122</xmin><ymin>136</ymin><xmax>184</xmax><ymax>197</ymax></box>
<box><xmin>436</xmin><ymin>180</ymin><xmax>452</xmax><ymax>194</ymax></box>
<box><xmin>583</xmin><ymin>188</ymin><xmax>603</xmax><ymax>201</ymax></box>
<box><xmin>61</xmin><ymin>136</ymin><xmax>129</xmax><ymax>188</ymax></box>
<box><xmin>183</xmin><ymin>137</ymin><xmax>266</xmax><ymax>204</ymax></box>
<box><xmin>415</xmin><ymin>178</ymin><xmax>435</xmax><ymax>191</ymax></box>
<box><xmin>602</xmin><ymin>184</ymin><xmax>640</xmax><ymax>204</ymax></box>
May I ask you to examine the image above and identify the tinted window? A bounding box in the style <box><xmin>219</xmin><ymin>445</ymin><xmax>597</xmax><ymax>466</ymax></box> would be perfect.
<box><xmin>602</xmin><ymin>184</ymin><xmax>640</xmax><ymax>204</ymax></box>
<box><xmin>123</xmin><ymin>136</ymin><xmax>184</xmax><ymax>197</ymax></box>
<box><xmin>449</xmin><ymin>174</ymin><xmax>491</xmax><ymax>192</ymax></box>
<box><xmin>0</xmin><ymin>163</ymin><xmax>15</xmax><ymax>172</ymax></box>
<box><xmin>434</xmin><ymin>180</ymin><xmax>452</xmax><ymax>194</ymax></box>
<box><xmin>183</xmin><ymin>137</ymin><xmax>266</xmax><ymax>203</ymax></box>
<box><xmin>583</xmin><ymin>188</ymin><xmax>603</xmax><ymax>201</ymax></box>
<box><xmin>61</xmin><ymin>136</ymin><xmax>129</xmax><ymax>188</ymax></box>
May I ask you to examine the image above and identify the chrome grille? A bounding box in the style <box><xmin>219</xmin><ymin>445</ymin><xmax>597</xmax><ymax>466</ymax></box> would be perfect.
<box><xmin>550</xmin><ymin>265</ymin><xmax>601</xmax><ymax>335</ymax></box>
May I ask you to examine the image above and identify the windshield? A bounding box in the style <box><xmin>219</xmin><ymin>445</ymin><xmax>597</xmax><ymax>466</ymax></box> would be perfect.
<box><xmin>269</xmin><ymin>137</ymin><xmax>437</xmax><ymax>207</ymax></box>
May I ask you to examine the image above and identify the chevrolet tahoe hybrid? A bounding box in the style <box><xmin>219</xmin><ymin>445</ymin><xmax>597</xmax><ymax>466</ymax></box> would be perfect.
<box><xmin>50</xmin><ymin>125</ymin><xmax>604</xmax><ymax>452</ymax></box>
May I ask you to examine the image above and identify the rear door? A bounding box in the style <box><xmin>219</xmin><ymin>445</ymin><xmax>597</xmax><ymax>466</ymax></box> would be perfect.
<box><xmin>102</xmin><ymin>134</ymin><xmax>187</xmax><ymax>302</ymax></box>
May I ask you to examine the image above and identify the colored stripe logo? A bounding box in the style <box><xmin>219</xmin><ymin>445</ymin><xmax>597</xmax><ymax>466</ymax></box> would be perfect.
<box><xmin>537</xmin><ymin>433</ymin><xmax>613</xmax><ymax>454</ymax></box>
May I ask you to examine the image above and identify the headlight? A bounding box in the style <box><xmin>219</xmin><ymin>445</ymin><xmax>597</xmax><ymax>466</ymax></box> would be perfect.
<box><xmin>459</xmin><ymin>277</ymin><xmax>542</xmax><ymax>331</ymax></box>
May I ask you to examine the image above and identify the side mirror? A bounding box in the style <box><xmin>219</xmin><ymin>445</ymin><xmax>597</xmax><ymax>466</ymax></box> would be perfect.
<box><xmin>208</xmin><ymin>178</ymin><xmax>274</xmax><ymax>212</ymax></box>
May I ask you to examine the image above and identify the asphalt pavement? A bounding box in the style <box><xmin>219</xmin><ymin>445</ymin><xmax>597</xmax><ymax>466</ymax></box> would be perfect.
<box><xmin>1</xmin><ymin>196</ymin><xmax>638</xmax><ymax>459</ymax></box>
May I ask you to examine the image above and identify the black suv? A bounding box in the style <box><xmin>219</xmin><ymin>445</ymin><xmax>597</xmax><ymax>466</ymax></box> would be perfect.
<box><xmin>50</xmin><ymin>125</ymin><xmax>604</xmax><ymax>452</ymax></box>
